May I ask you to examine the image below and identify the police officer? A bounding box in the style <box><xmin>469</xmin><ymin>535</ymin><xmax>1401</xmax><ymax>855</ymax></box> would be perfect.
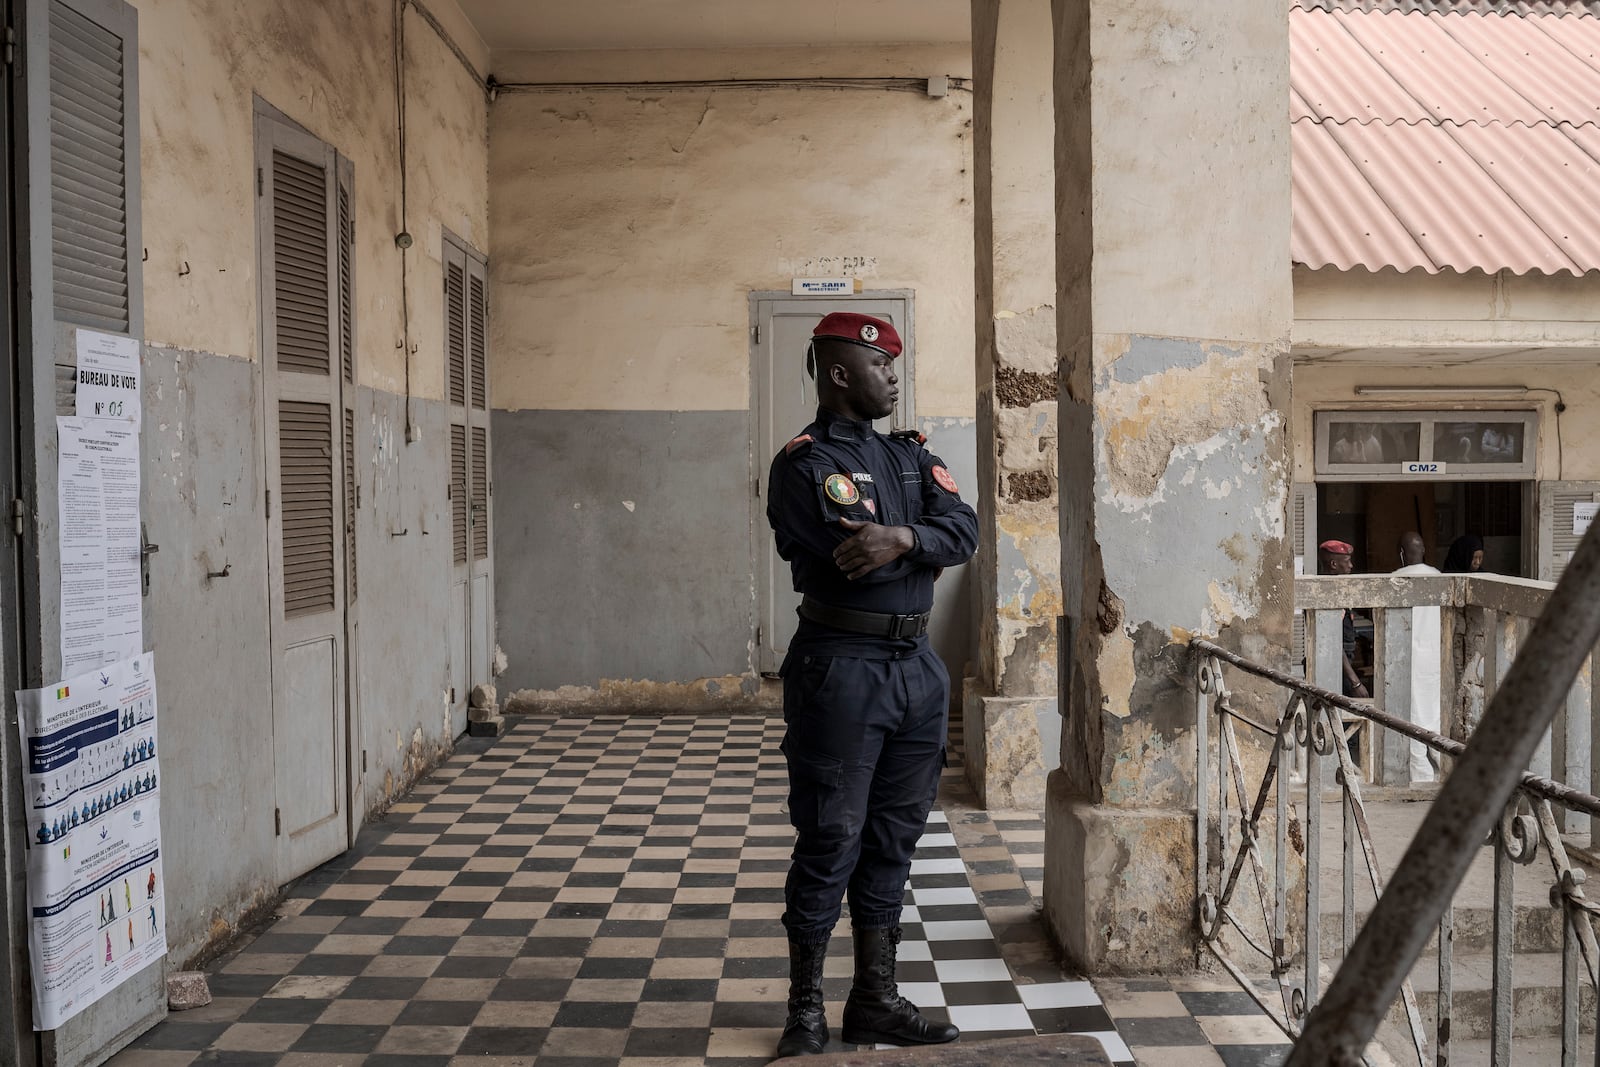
<box><xmin>766</xmin><ymin>312</ymin><xmax>979</xmax><ymax>1057</ymax></box>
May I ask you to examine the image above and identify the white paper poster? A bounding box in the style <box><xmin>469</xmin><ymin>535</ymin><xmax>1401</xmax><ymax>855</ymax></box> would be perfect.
<box><xmin>17</xmin><ymin>653</ymin><xmax>165</xmax><ymax>1030</ymax></box>
<box><xmin>1575</xmin><ymin>502</ymin><xmax>1599</xmax><ymax>538</ymax></box>
<box><xmin>58</xmin><ymin>419</ymin><xmax>142</xmax><ymax>677</ymax></box>
<box><xmin>74</xmin><ymin>330</ymin><xmax>141</xmax><ymax>426</ymax></box>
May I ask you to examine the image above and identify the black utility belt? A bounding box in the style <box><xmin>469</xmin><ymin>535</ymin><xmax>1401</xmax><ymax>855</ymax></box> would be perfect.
<box><xmin>799</xmin><ymin>597</ymin><xmax>931</xmax><ymax>639</ymax></box>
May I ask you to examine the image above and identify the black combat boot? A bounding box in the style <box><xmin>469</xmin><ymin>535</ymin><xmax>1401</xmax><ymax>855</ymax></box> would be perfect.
<box><xmin>774</xmin><ymin>937</ymin><xmax>829</xmax><ymax>1058</ymax></box>
<box><xmin>840</xmin><ymin>925</ymin><xmax>960</xmax><ymax>1047</ymax></box>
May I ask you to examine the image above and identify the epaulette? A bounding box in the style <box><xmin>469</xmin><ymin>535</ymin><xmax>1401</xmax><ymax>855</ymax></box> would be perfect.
<box><xmin>784</xmin><ymin>434</ymin><xmax>815</xmax><ymax>456</ymax></box>
<box><xmin>890</xmin><ymin>429</ymin><xmax>927</xmax><ymax>445</ymax></box>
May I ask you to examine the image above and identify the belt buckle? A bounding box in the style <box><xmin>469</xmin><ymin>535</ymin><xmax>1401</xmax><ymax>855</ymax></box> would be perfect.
<box><xmin>888</xmin><ymin>613</ymin><xmax>921</xmax><ymax>639</ymax></box>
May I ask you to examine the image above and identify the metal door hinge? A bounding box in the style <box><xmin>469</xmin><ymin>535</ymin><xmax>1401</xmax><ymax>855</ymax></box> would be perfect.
<box><xmin>361</xmin><ymin>750</ymin><xmax>367</xmax><ymax>773</ymax></box>
<box><xmin>11</xmin><ymin>499</ymin><xmax>25</xmax><ymax>536</ymax></box>
<box><xmin>265</xmin><ymin>488</ymin><xmax>271</xmax><ymax>518</ymax></box>
<box><xmin>450</xmin><ymin>686</ymin><xmax>456</xmax><ymax>704</ymax></box>
<box><xmin>274</xmin><ymin>808</ymin><xmax>281</xmax><ymax>836</ymax></box>
<box><xmin>756</xmin><ymin>626</ymin><xmax>763</xmax><ymax>647</ymax></box>
<box><xmin>4</xmin><ymin>26</ymin><xmax>16</xmax><ymax>67</ymax></box>
<box><xmin>753</xmin><ymin>324</ymin><xmax>761</xmax><ymax>344</ymax></box>
<box><xmin>257</xmin><ymin>167</ymin><xmax>263</xmax><ymax>197</ymax></box>
<box><xmin>753</xmin><ymin>475</ymin><xmax>759</xmax><ymax>497</ymax></box>
<box><xmin>355</xmin><ymin>484</ymin><xmax>361</xmax><ymax>509</ymax></box>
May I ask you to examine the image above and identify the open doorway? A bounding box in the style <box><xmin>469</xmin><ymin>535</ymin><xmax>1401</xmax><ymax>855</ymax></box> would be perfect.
<box><xmin>1316</xmin><ymin>480</ymin><xmax>1530</xmax><ymax>577</ymax></box>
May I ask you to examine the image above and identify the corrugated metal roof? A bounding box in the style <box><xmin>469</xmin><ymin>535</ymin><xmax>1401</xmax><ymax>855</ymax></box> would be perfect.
<box><xmin>1291</xmin><ymin>5</ymin><xmax>1600</xmax><ymax>274</ymax></box>
<box><xmin>1293</xmin><ymin>0</ymin><xmax>1599</xmax><ymax>17</ymax></box>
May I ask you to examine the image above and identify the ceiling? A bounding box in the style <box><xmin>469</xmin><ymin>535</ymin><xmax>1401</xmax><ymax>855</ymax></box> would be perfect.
<box><xmin>455</xmin><ymin>0</ymin><xmax>972</xmax><ymax>52</ymax></box>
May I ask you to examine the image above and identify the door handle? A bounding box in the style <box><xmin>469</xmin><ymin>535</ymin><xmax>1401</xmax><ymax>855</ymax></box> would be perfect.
<box><xmin>140</xmin><ymin>523</ymin><xmax>159</xmax><ymax>597</ymax></box>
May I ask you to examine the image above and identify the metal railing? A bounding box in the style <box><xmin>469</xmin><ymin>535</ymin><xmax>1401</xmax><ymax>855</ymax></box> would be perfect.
<box><xmin>1194</xmin><ymin>572</ymin><xmax>1600</xmax><ymax>1066</ymax></box>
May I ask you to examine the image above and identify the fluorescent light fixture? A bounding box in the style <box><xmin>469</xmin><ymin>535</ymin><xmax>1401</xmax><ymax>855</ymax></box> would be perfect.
<box><xmin>1353</xmin><ymin>385</ymin><xmax>1529</xmax><ymax>397</ymax></box>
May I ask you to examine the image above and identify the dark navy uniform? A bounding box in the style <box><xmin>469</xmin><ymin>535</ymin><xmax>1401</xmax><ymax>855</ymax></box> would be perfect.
<box><xmin>767</xmin><ymin>406</ymin><xmax>979</xmax><ymax>942</ymax></box>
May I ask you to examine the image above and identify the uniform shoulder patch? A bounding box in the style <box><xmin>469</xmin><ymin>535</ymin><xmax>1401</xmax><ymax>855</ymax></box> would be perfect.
<box><xmin>784</xmin><ymin>434</ymin><xmax>815</xmax><ymax>456</ymax></box>
<box><xmin>931</xmin><ymin>465</ymin><xmax>959</xmax><ymax>493</ymax></box>
<box><xmin>890</xmin><ymin>429</ymin><xmax>928</xmax><ymax>445</ymax></box>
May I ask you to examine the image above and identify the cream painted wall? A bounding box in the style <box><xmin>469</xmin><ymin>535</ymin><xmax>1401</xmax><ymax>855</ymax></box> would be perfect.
<box><xmin>1292</xmin><ymin>362</ymin><xmax>1600</xmax><ymax>482</ymax></box>
<box><xmin>488</xmin><ymin>46</ymin><xmax>976</xmax><ymax>417</ymax></box>
<box><xmin>133</xmin><ymin>0</ymin><xmax>489</xmax><ymax>399</ymax></box>
<box><xmin>1294</xmin><ymin>266</ymin><xmax>1600</xmax><ymax>353</ymax></box>
<box><xmin>1291</xmin><ymin>267</ymin><xmax>1600</xmax><ymax>481</ymax></box>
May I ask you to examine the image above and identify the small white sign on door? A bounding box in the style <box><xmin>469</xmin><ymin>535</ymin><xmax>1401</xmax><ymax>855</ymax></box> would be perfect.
<box><xmin>1399</xmin><ymin>461</ymin><xmax>1446</xmax><ymax>476</ymax></box>
<box><xmin>792</xmin><ymin>278</ymin><xmax>860</xmax><ymax>296</ymax></box>
<box><xmin>1574</xmin><ymin>501</ymin><xmax>1599</xmax><ymax>537</ymax></box>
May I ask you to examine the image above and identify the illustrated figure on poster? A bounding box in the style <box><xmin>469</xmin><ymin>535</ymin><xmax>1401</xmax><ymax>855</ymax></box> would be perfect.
<box><xmin>98</xmin><ymin>895</ymin><xmax>106</xmax><ymax>925</ymax></box>
<box><xmin>147</xmin><ymin>869</ymin><xmax>156</xmax><ymax>899</ymax></box>
<box><xmin>36</xmin><ymin>823</ymin><xmax>49</xmax><ymax>845</ymax></box>
<box><xmin>147</xmin><ymin>906</ymin><xmax>157</xmax><ymax>937</ymax></box>
<box><xmin>123</xmin><ymin>878</ymin><xmax>131</xmax><ymax>910</ymax></box>
<box><xmin>105</xmin><ymin>933</ymin><xmax>112</xmax><ymax>963</ymax></box>
<box><xmin>106</xmin><ymin>892</ymin><xmax>114</xmax><ymax>920</ymax></box>
<box><xmin>126</xmin><ymin>919</ymin><xmax>132</xmax><ymax>951</ymax></box>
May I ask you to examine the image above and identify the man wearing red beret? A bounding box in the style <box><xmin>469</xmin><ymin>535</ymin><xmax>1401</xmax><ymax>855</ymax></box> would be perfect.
<box><xmin>1318</xmin><ymin>540</ymin><xmax>1369</xmax><ymax>700</ymax></box>
<box><xmin>765</xmin><ymin>312</ymin><xmax>978</xmax><ymax>1056</ymax></box>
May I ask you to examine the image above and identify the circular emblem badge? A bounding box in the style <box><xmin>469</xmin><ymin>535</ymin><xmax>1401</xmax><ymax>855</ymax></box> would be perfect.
<box><xmin>859</xmin><ymin>323</ymin><xmax>879</xmax><ymax>343</ymax></box>
<box><xmin>825</xmin><ymin>473</ymin><xmax>860</xmax><ymax>506</ymax></box>
<box><xmin>931</xmin><ymin>465</ymin><xmax>959</xmax><ymax>494</ymax></box>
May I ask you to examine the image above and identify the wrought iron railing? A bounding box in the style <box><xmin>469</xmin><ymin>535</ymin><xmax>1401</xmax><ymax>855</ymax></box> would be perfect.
<box><xmin>1193</xmin><ymin>633</ymin><xmax>1600</xmax><ymax>1065</ymax></box>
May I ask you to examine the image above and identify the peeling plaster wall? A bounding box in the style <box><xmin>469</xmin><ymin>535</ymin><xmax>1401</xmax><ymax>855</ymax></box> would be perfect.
<box><xmin>1047</xmin><ymin>0</ymin><xmax>1292</xmax><ymax>973</ymax></box>
<box><xmin>486</xmin><ymin>45</ymin><xmax>978</xmax><ymax>705</ymax></box>
<box><xmin>126</xmin><ymin>0</ymin><xmax>489</xmax><ymax>961</ymax></box>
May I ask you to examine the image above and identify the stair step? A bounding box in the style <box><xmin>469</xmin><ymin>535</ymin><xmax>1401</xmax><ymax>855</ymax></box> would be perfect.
<box><xmin>1319</xmin><ymin>902</ymin><xmax>1565</xmax><ymax>956</ymax></box>
<box><xmin>1381</xmin><ymin>951</ymin><xmax>1596</xmax><ymax>1042</ymax></box>
<box><xmin>1415</xmin><ymin>1033</ymin><xmax>1595</xmax><ymax>1066</ymax></box>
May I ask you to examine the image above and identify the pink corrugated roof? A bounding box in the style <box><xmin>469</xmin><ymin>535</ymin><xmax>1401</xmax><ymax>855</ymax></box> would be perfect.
<box><xmin>1293</xmin><ymin>0</ymin><xmax>1599</xmax><ymax>16</ymax></box>
<box><xmin>1291</xmin><ymin>5</ymin><xmax>1600</xmax><ymax>275</ymax></box>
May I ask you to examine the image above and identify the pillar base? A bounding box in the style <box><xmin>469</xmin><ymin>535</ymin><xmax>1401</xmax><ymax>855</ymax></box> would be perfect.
<box><xmin>1044</xmin><ymin>770</ymin><xmax>1196</xmax><ymax>973</ymax></box>
<box><xmin>961</xmin><ymin>680</ymin><xmax>1058</xmax><ymax>809</ymax></box>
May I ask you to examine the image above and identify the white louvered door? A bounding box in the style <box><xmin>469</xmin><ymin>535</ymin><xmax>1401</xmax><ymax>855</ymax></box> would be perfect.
<box><xmin>258</xmin><ymin>118</ymin><xmax>349</xmax><ymax>883</ymax></box>
<box><xmin>444</xmin><ymin>235</ymin><xmax>492</xmax><ymax>735</ymax></box>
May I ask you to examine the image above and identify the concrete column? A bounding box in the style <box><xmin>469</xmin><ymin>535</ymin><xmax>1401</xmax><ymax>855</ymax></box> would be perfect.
<box><xmin>1046</xmin><ymin>1</ymin><xmax>1293</xmax><ymax>972</ymax></box>
<box><xmin>964</xmin><ymin>0</ymin><xmax>1062</xmax><ymax>811</ymax></box>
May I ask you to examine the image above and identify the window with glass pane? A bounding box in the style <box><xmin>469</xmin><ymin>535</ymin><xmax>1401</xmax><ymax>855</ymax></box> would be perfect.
<box><xmin>1433</xmin><ymin>421</ymin><xmax>1524</xmax><ymax>465</ymax></box>
<box><xmin>1326</xmin><ymin>420</ymin><xmax>1421</xmax><ymax>465</ymax></box>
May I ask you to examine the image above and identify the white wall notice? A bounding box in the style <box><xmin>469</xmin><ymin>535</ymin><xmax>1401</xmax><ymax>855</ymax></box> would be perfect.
<box><xmin>58</xmin><ymin>419</ymin><xmax>142</xmax><ymax>677</ymax></box>
<box><xmin>17</xmin><ymin>653</ymin><xmax>165</xmax><ymax>1030</ymax></box>
<box><xmin>74</xmin><ymin>330</ymin><xmax>141</xmax><ymax>426</ymax></box>
<box><xmin>1575</xmin><ymin>502</ymin><xmax>1599</xmax><ymax>538</ymax></box>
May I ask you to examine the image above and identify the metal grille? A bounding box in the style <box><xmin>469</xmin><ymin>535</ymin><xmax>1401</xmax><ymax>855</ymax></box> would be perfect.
<box><xmin>469</xmin><ymin>273</ymin><xmax>487</xmax><ymax>410</ymax></box>
<box><xmin>338</xmin><ymin>183</ymin><xmax>353</xmax><ymax>384</ymax></box>
<box><xmin>451</xmin><ymin>424</ymin><xmax>468</xmax><ymax>565</ymax></box>
<box><xmin>272</xmin><ymin>150</ymin><xmax>330</xmax><ymax>375</ymax></box>
<box><xmin>49</xmin><ymin>1</ymin><xmax>130</xmax><ymax>332</ymax></box>
<box><xmin>280</xmin><ymin>400</ymin><xmax>336</xmax><ymax>618</ymax></box>
<box><xmin>343</xmin><ymin>408</ymin><xmax>357</xmax><ymax>602</ymax></box>
<box><xmin>471</xmin><ymin>426</ymin><xmax>488</xmax><ymax>560</ymax></box>
<box><xmin>446</xmin><ymin>262</ymin><xmax>466</xmax><ymax>406</ymax></box>
<box><xmin>1292</xmin><ymin>489</ymin><xmax>1308</xmax><ymax>668</ymax></box>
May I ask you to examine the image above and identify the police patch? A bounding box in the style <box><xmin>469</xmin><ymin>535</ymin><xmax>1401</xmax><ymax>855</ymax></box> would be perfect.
<box><xmin>825</xmin><ymin>473</ymin><xmax>860</xmax><ymax>506</ymax></box>
<box><xmin>931</xmin><ymin>465</ymin><xmax>959</xmax><ymax>493</ymax></box>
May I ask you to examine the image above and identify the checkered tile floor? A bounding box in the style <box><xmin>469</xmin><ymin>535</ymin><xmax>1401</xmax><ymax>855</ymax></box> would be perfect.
<box><xmin>111</xmin><ymin>713</ymin><xmax>1289</xmax><ymax>1066</ymax></box>
<box><xmin>113</xmin><ymin>715</ymin><xmax>1130</xmax><ymax>1066</ymax></box>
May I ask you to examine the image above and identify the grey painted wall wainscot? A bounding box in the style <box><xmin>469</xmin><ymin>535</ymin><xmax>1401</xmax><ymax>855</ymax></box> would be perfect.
<box><xmin>492</xmin><ymin>409</ymin><xmax>756</xmax><ymax>691</ymax></box>
<box><xmin>139</xmin><ymin>347</ymin><xmax>467</xmax><ymax>961</ymax></box>
<box><xmin>491</xmin><ymin>409</ymin><xmax>978</xmax><ymax>701</ymax></box>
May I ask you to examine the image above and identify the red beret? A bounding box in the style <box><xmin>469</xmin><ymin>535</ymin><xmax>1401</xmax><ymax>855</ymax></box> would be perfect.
<box><xmin>1319</xmin><ymin>540</ymin><xmax>1354</xmax><ymax>555</ymax></box>
<box><xmin>812</xmin><ymin>312</ymin><xmax>902</xmax><ymax>359</ymax></box>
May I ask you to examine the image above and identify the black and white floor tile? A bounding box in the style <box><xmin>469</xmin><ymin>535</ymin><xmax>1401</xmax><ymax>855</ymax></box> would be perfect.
<box><xmin>109</xmin><ymin>712</ymin><xmax>1287</xmax><ymax>1066</ymax></box>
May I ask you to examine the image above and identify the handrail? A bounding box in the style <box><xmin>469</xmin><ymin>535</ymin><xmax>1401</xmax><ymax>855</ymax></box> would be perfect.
<box><xmin>1288</xmin><ymin>521</ymin><xmax>1600</xmax><ymax>1065</ymax></box>
<box><xmin>1191</xmin><ymin>638</ymin><xmax>1600</xmax><ymax>817</ymax></box>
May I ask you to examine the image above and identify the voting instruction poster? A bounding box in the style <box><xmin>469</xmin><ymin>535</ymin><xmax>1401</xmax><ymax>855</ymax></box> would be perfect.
<box><xmin>17</xmin><ymin>653</ymin><xmax>165</xmax><ymax>1030</ymax></box>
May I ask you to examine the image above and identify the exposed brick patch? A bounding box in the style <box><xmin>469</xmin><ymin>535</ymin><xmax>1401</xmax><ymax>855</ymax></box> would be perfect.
<box><xmin>997</xmin><ymin>365</ymin><xmax>1057</xmax><ymax>408</ymax></box>
<box><xmin>1005</xmin><ymin>470</ymin><xmax>1052</xmax><ymax>502</ymax></box>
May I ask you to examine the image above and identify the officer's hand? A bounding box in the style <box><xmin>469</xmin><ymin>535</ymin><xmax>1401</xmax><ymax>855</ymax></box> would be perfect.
<box><xmin>834</xmin><ymin>518</ymin><xmax>914</xmax><ymax>580</ymax></box>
